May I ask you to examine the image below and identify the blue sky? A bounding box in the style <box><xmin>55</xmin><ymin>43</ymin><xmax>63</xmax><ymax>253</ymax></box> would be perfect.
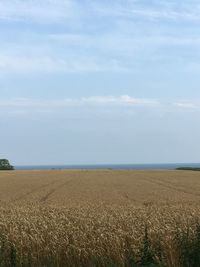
<box><xmin>1</xmin><ymin>0</ymin><xmax>200</xmax><ymax>165</ymax></box>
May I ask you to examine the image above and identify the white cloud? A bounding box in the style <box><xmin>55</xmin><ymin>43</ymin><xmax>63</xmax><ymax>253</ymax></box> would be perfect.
<box><xmin>0</xmin><ymin>96</ymin><xmax>160</xmax><ymax>109</ymax></box>
<box><xmin>80</xmin><ymin>95</ymin><xmax>159</xmax><ymax>106</ymax></box>
<box><xmin>173</xmin><ymin>101</ymin><xmax>199</xmax><ymax>110</ymax></box>
<box><xmin>1</xmin><ymin>97</ymin><xmax>200</xmax><ymax>116</ymax></box>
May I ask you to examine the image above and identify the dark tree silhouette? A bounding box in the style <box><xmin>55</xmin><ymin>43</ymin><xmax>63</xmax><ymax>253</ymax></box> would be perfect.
<box><xmin>0</xmin><ymin>159</ymin><xmax>14</xmax><ymax>170</ymax></box>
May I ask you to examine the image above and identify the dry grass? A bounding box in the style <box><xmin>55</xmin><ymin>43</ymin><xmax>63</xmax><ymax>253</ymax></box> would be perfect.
<box><xmin>0</xmin><ymin>170</ymin><xmax>200</xmax><ymax>266</ymax></box>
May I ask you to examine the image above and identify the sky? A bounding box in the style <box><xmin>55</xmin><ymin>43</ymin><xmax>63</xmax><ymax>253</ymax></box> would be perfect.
<box><xmin>1</xmin><ymin>0</ymin><xmax>200</xmax><ymax>166</ymax></box>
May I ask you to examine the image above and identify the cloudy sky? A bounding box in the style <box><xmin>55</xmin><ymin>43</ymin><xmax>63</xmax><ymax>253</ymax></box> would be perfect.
<box><xmin>1</xmin><ymin>0</ymin><xmax>200</xmax><ymax>165</ymax></box>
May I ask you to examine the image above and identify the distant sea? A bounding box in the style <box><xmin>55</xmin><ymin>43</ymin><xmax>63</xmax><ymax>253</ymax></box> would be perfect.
<box><xmin>15</xmin><ymin>163</ymin><xmax>200</xmax><ymax>171</ymax></box>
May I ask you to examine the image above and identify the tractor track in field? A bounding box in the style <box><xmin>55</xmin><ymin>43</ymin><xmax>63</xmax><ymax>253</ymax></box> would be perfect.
<box><xmin>13</xmin><ymin>180</ymin><xmax>59</xmax><ymax>202</ymax></box>
<box><xmin>144</xmin><ymin>176</ymin><xmax>200</xmax><ymax>198</ymax></box>
<box><xmin>13</xmin><ymin>178</ymin><xmax>74</xmax><ymax>202</ymax></box>
<box><xmin>39</xmin><ymin>179</ymin><xmax>74</xmax><ymax>202</ymax></box>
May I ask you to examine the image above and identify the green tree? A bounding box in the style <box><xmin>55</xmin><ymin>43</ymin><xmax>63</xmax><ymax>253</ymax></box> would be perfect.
<box><xmin>0</xmin><ymin>159</ymin><xmax>14</xmax><ymax>170</ymax></box>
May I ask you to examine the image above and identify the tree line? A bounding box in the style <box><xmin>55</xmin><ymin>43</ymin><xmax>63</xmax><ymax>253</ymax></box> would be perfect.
<box><xmin>0</xmin><ymin>159</ymin><xmax>14</xmax><ymax>170</ymax></box>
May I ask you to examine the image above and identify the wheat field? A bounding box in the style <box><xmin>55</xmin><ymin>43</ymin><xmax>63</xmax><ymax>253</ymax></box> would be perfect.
<box><xmin>0</xmin><ymin>169</ymin><xmax>200</xmax><ymax>266</ymax></box>
<box><xmin>1</xmin><ymin>169</ymin><xmax>200</xmax><ymax>205</ymax></box>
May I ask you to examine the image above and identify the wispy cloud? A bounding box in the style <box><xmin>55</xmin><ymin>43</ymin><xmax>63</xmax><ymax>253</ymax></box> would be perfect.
<box><xmin>2</xmin><ymin>31</ymin><xmax>200</xmax><ymax>74</ymax></box>
<box><xmin>0</xmin><ymin>55</ymin><xmax>66</xmax><ymax>73</ymax></box>
<box><xmin>173</xmin><ymin>101</ymin><xmax>199</xmax><ymax>110</ymax></box>
<box><xmin>91</xmin><ymin>0</ymin><xmax>200</xmax><ymax>22</ymax></box>
<box><xmin>1</xmin><ymin>97</ymin><xmax>200</xmax><ymax>115</ymax></box>
<box><xmin>1</xmin><ymin>0</ymin><xmax>200</xmax><ymax>24</ymax></box>
<box><xmin>48</xmin><ymin>32</ymin><xmax>200</xmax><ymax>58</ymax></box>
<box><xmin>0</xmin><ymin>96</ymin><xmax>160</xmax><ymax>109</ymax></box>
<box><xmin>1</xmin><ymin>0</ymin><xmax>200</xmax><ymax>76</ymax></box>
<box><xmin>1</xmin><ymin>1</ymin><xmax>200</xmax><ymax>75</ymax></box>
<box><xmin>0</xmin><ymin>54</ymin><xmax>129</xmax><ymax>74</ymax></box>
<box><xmin>80</xmin><ymin>95</ymin><xmax>159</xmax><ymax>107</ymax></box>
<box><xmin>0</xmin><ymin>0</ymin><xmax>79</xmax><ymax>23</ymax></box>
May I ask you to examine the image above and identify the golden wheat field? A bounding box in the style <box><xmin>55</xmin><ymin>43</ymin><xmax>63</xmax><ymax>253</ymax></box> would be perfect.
<box><xmin>1</xmin><ymin>169</ymin><xmax>200</xmax><ymax>205</ymax></box>
<box><xmin>0</xmin><ymin>169</ymin><xmax>200</xmax><ymax>267</ymax></box>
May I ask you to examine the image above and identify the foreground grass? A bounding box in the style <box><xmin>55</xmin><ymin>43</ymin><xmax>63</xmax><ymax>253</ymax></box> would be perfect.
<box><xmin>0</xmin><ymin>204</ymin><xmax>200</xmax><ymax>266</ymax></box>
